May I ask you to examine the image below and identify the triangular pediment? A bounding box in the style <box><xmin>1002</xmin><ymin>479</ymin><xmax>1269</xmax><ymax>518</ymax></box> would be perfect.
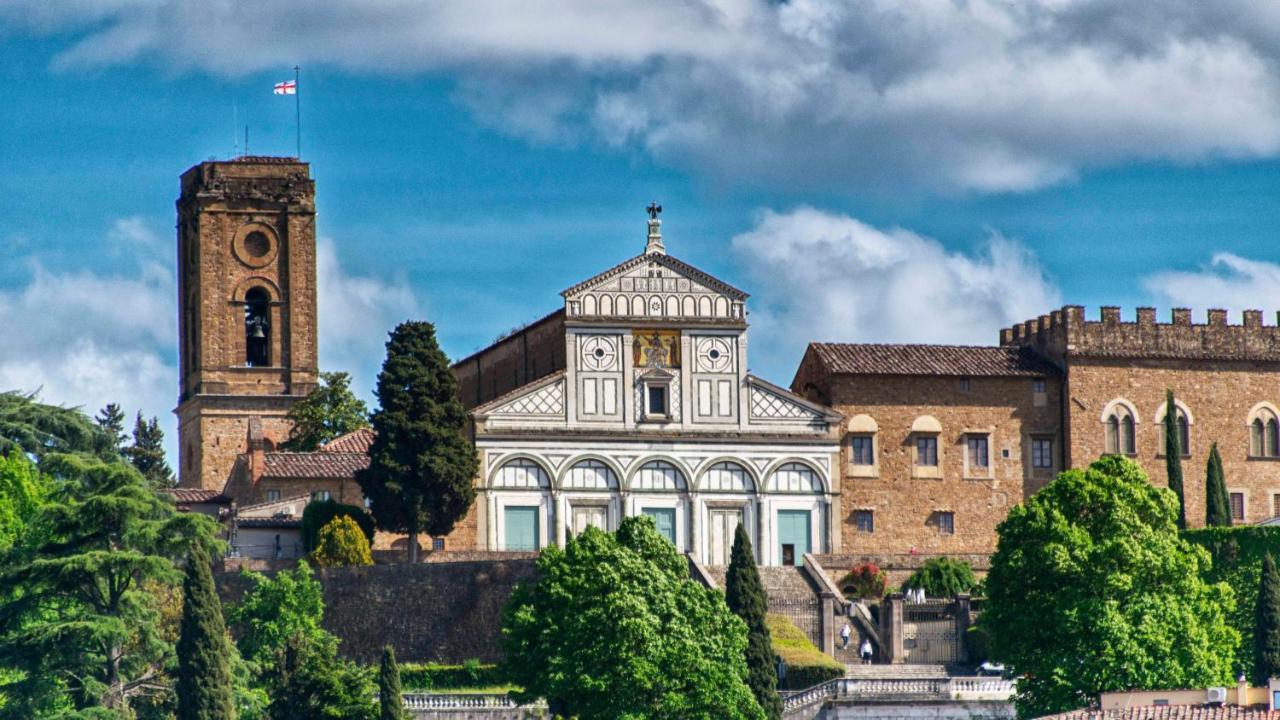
<box><xmin>562</xmin><ymin>252</ymin><xmax>748</xmax><ymax>320</ymax></box>
<box><xmin>473</xmin><ymin>371</ymin><xmax>566</xmax><ymax>419</ymax></box>
<box><xmin>745</xmin><ymin>376</ymin><xmax>843</xmax><ymax>427</ymax></box>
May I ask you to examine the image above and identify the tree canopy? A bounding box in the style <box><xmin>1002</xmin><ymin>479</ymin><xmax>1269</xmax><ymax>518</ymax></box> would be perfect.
<box><xmin>984</xmin><ymin>455</ymin><xmax>1237</xmax><ymax>719</ymax></box>
<box><xmin>176</xmin><ymin>542</ymin><xmax>235</xmax><ymax>720</ymax></box>
<box><xmin>0</xmin><ymin>449</ymin><xmax>47</xmax><ymax>552</ymax></box>
<box><xmin>124</xmin><ymin>412</ymin><xmax>174</xmax><ymax>490</ymax></box>
<box><xmin>356</xmin><ymin>322</ymin><xmax>477</xmax><ymax>562</ymax></box>
<box><xmin>1256</xmin><ymin>554</ymin><xmax>1280</xmax><ymax>685</ymax></box>
<box><xmin>1164</xmin><ymin>389</ymin><xmax>1187</xmax><ymax>529</ymax></box>
<box><xmin>1205</xmin><ymin>443</ymin><xmax>1231</xmax><ymax>527</ymax></box>
<box><xmin>280</xmin><ymin>371</ymin><xmax>370</xmax><ymax>452</ymax></box>
<box><xmin>227</xmin><ymin>563</ymin><xmax>334</xmax><ymax>667</ymax></box>
<box><xmin>0</xmin><ymin>390</ymin><xmax>116</xmax><ymax>462</ymax></box>
<box><xmin>726</xmin><ymin>523</ymin><xmax>781</xmax><ymax>720</ymax></box>
<box><xmin>902</xmin><ymin>557</ymin><xmax>978</xmax><ymax>598</ymax></box>
<box><xmin>310</xmin><ymin>515</ymin><xmax>373</xmax><ymax>567</ymax></box>
<box><xmin>95</xmin><ymin>403</ymin><xmax>127</xmax><ymax>454</ymax></box>
<box><xmin>300</xmin><ymin>498</ymin><xmax>375</xmax><ymax>553</ymax></box>
<box><xmin>502</xmin><ymin>516</ymin><xmax>766</xmax><ymax>720</ymax></box>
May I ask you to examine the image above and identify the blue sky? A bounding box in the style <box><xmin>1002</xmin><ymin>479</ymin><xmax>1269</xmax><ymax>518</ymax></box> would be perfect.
<box><xmin>4</xmin><ymin>1</ymin><xmax>1280</xmax><ymax>462</ymax></box>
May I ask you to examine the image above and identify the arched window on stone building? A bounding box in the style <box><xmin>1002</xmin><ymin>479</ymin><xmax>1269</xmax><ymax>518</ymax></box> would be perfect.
<box><xmin>1155</xmin><ymin>401</ymin><xmax>1192</xmax><ymax>457</ymax></box>
<box><xmin>1104</xmin><ymin>401</ymin><xmax>1137</xmax><ymax>455</ymax></box>
<box><xmin>244</xmin><ymin>287</ymin><xmax>270</xmax><ymax>367</ymax></box>
<box><xmin>1250</xmin><ymin>405</ymin><xmax>1280</xmax><ymax>458</ymax></box>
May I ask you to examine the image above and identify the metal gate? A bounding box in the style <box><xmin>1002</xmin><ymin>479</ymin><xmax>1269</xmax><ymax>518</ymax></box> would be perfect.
<box><xmin>903</xmin><ymin>600</ymin><xmax>958</xmax><ymax>664</ymax></box>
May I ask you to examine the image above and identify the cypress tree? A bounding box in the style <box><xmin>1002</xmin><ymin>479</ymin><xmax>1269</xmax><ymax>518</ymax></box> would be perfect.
<box><xmin>1164</xmin><ymin>389</ymin><xmax>1186</xmax><ymax>529</ymax></box>
<box><xmin>725</xmin><ymin>523</ymin><xmax>782</xmax><ymax>720</ymax></box>
<box><xmin>176</xmin><ymin>541</ymin><xmax>235</xmax><ymax>720</ymax></box>
<box><xmin>356</xmin><ymin>322</ymin><xmax>478</xmax><ymax>563</ymax></box>
<box><xmin>1205</xmin><ymin>443</ymin><xmax>1232</xmax><ymax>527</ymax></box>
<box><xmin>379</xmin><ymin>645</ymin><xmax>406</xmax><ymax>720</ymax></box>
<box><xmin>1256</xmin><ymin>553</ymin><xmax>1280</xmax><ymax>684</ymax></box>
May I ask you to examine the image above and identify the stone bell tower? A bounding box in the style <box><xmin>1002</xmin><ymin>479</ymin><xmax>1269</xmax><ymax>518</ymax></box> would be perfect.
<box><xmin>175</xmin><ymin>157</ymin><xmax>319</xmax><ymax>491</ymax></box>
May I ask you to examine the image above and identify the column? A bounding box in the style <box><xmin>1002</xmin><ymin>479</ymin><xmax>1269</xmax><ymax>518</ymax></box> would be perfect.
<box><xmin>689</xmin><ymin>494</ymin><xmax>701</xmax><ymax>559</ymax></box>
<box><xmin>487</xmin><ymin>493</ymin><xmax>497</xmax><ymax>550</ymax></box>
<box><xmin>881</xmin><ymin>593</ymin><xmax>905</xmax><ymax>664</ymax></box>
<box><xmin>555</xmin><ymin>491</ymin><xmax>567</xmax><ymax>547</ymax></box>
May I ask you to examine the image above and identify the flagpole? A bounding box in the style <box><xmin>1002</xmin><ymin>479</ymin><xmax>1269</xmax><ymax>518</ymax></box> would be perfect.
<box><xmin>294</xmin><ymin>65</ymin><xmax>301</xmax><ymax>159</ymax></box>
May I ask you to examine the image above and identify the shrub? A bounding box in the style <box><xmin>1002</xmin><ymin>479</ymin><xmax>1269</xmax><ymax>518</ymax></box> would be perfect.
<box><xmin>398</xmin><ymin>661</ymin><xmax>504</xmax><ymax>691</ymax></box>
<box><xmin>766</xmin><ymin>613</ymin><xmax>843</xmax><ymax>690</ymax></box>
<box><xmin>965</xmin><ymin>625</ymin><xmax>991</xmax><ymax>665</ymax></box>
<box><xmin>839</xmin><ymin>563</ymin><xmax>888</xmax><ymax>601</ymax></box>
<box><xmin>301</xmin><ymin>499</ymin><xmax>375</xmax><ymax>552</ymax></box>
<box><xmin>1184</xmin><ymin>525</ymin><xmax>1280</xmax><ymax>680</ymax></box>
<box><xmin>902</xmin><ymin>558</ymin><xmax>978</xmax><ymax>598</ymax></box>
<box><xmin>310</xmin><ymin>515</ymin><xmax>373</xmax><ymax>567</ymax></box>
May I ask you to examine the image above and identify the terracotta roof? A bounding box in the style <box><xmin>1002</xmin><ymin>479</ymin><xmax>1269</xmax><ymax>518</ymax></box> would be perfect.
<box><xmin>261</xmin><ymin>452</ymin><xmax>369</xmax><ymax>479</ymax></box>
<box><xmin>320</xmin><ymin>427</ymin><xmax>374</xmax><ymax>453</ymax></box>
<box><xmin>237</xmin><ymin>517</ymin><xmax>303</xmax><ymax>529</ymax></box>
<box><xmin>810</xmin><ymin>343</ymin><xmax>1059</xmax><ymax>378</ymax></box>
<box><xmin>162</xmin><ymin>488</ymin><xmax>232</xmax><ymax>505</ymax></box>
<box><xmin>1037</xmin><ymin>706</ymin><xmax>1280</xmax><ymax>720</ymax></box>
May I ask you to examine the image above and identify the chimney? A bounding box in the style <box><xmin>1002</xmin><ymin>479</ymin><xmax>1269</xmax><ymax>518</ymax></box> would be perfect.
<box><xmin>1245</xmin><ymin>309</ymin><xmax>1263</xmax><ymax>328</ymax></box>
<box><xmin>1238</xmin><ymin>674</ymin><xmax>1249</xmax><ymax>707</ymax></box>
<box><xmin>1101</xmin><ymin>306</ymin><xmax>1121</xmax><ymax>324</ymax></box>
<box><xmin>1137</xmin><ymin>307</ymin><xmax>1156</xmax><ymax>326</ymax></box>
<box><xmin>1208</xmin><ymin>308</ymin><xmax>1228</xmax><ymax>326</ymax></box>
<box><xmin>1172</xmin><ymin>308</ymin><xmax>1192</xmax><ymax>326</ymax></box>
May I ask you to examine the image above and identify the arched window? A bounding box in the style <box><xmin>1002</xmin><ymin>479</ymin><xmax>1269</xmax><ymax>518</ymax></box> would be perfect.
<box><xmin>767</xmin><ymin>462</ymin><xmax>823</xmax><ymax>493</ymax></box>
<box><xmin>562</xmin><ymin>460</ymin><xmax>619</xmax><ymax>490</ymax></box>
<box><xmin>492</xmin><ymin>458</ymin><xmax>550</xmax><ymax>489</ymax></box>
<box><xmin>631</xmin><ymin>460</ymin><xmax>687</xmax><ymax>492</ymax></box>
<box><xmin>244</xmin><ymin>287</ymin><xmax>270</xmax><ymax>367</ymax></box>
<box><xmin>1157</xmin><ymin>406</ymin><xmax>1191</xmax><ymax>456</ymax></box>
<box><xmin>1251</xmin><ymin>407</ymin><xmax>1280</xmax><ymax>458</ymax></box>
<box><xmin>1104</xmin><ymin>403</ymin><xmax>1136</xmax><ymax>455</ymax></box>
<box><xmin>700</xmin><ymin>461</ymin><xmax>754</xmax><ymax>493</ymax></box>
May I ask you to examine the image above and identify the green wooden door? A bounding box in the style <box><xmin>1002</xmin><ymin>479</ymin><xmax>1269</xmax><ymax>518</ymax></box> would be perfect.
<box><xmin>504</xmin><ymin>506</ymin><xmax>539</xmax><ymax>551</ymax></box>
<box><xmin>642</xmin><ymin>507</ymin><xmax>676</xmax><ymax>544</ymax></box>
<box><xmin>776</xmin><ymin>510</ymin><xmax>811</xmax><ymax>566</ymax></box>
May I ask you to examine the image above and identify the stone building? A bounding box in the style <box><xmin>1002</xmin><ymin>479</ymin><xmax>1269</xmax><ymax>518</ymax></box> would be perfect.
<box><xmin>452</xmin><ymin>210</ymin><xmax>843</xmax><ymax>565</ymax></box>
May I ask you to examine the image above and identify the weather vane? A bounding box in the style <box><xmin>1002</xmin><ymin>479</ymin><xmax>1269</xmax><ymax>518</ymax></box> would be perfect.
<box><xmin>646</xmin><ymin>202</ymin><xmax>662</xmax><ymax>220</ymax></box>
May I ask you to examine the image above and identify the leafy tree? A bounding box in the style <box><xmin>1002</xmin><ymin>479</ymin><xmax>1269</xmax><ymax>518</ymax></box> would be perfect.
<box><xmin>0</xmin><ymin>449</ymin><xmax>47</xmax><ymax>551</ymax></box>
<box><xmin>985</xmin><ymin>455</ymin><xmax>1237</xmax><ymax>719</ymax></box>
<box><xmin>378</xmin><ymin>645</ymin><xmax>406</xmax><ymax>720</ymax></box>
<box><xmin>1205</xmin><ymin>442</ymin><xmax>1232</xmax><ymax>527</ymax></box>
<box><xmin>0</xmin><ymin>453</ymin><xmax>218</xmax><ymax>716</ymax></box>
<box><xmin>310</xmin><ymin>515</ymin><xmax>373</xmax><ymax>567</ymax></box>
<box><xmin>228</xmin><ymin>563</ymin><xmax>334</xmax><ymax>667</ymax></box>
<box><xmin>176</xmin><ymin>542</ymin><xmax>235</xmax><ymax>720</ymax></box>
<box><xmin>357</xmin><ymin>322</ymin><xmax>478</xmax><ymax>563</ymax></box>
<box><xmin>300</xmin><ymin>498</ymin><xmax>375</xmax><ymax>552</ymax></box>
<box><xmin>839</xmin><ymin>563</ymin><xmax>888</xmax><ymax>601</ymax></box>
<box><xmin>125</xmin><ymin>412</ymin><xmax>174</xmax><ymax>489</ymax></box>
<box><xmin>0</xmin><ymin>390</ymin><xmax>116</xmax><ymax>462</ymax></box>
<box><xmin>95</xmin><ymin>402</ymin><xmax>128</xmax><ymax>453</ymax></box>
<box><xmin>502</xmin><ymin>516</ymin><xmax>766</xmax><ymax>720</ymax></box>
<box><xmin>726</xmin><ymin>524</ymin><xmax>781</xmax><ymax>720</ymax></box>
<box><xmin>1256</xmin><ymin>554</ymin><xmax>1280</xmax><ymax>684</ymax></box>
<box><xmin>265</xmin><ymin>634</ymin><xmax>375</xmax><ymax>720</ymax></box>
<box><xmin>902</xmin><ymin>557</ymin><xmax>978</xmax><ymax>597</ymax></box>
<box><xmin>280</xmin><ymin>371</ymin><xmax>370</xmax><ymax>451</ymax></box>
<box><xmin>1165</xmin><ymin>389</ymin><xmax>1187</xmax><ymax>529</ymax></box>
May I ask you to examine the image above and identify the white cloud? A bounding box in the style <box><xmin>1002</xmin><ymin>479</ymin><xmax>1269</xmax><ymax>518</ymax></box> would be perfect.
<box><xmin>1143</xmin><ymin>253</ymin><xmax>1280</xmax><ymax>316</ymax></box>
<box><xmin>8</xmin><ymin>1</ymin><xmax>1280</xmax><ymax>192</ymax></box>
<box><xmin>0</xmin><ymin>221</ymin><xmax>417</xmax><ymax>471</ymax></box>
<box><xmin>731</xmin><ymin>207</ymin><xmax>1061</xmax><ymax>379</ymax></box>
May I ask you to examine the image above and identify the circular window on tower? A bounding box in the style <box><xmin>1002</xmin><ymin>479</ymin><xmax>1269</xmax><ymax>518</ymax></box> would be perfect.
<box><xmin>232</xmin><ymin>224</ymin><xmax>278</xmax><ymax>268</ymax></box>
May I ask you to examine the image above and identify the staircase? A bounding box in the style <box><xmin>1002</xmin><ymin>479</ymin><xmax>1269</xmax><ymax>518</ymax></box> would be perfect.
<box><xmin>705</xmin><ymin>565</ymin><xmax>823</xmax><ymax>647</ymax></box>
<box><xmin>843</xmin><ymin>663</ymin><xmax>949</xmax><ymax>679</ymax></box>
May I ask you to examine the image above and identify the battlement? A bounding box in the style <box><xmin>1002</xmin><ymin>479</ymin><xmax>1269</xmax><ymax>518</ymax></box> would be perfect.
<box><xmin>1000</xmin><ymin>306</ymin><xmax>1280</xmax><ymax>364</ymax></box>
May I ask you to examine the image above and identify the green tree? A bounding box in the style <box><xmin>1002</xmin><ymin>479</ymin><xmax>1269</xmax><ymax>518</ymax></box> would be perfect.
<box><xmin>1255</xmin><ymin>554</ymin><xmax>1280</xmax><ymax>684</ymax></box>
<box><xmin>985</xmin><ymin>455</ymin><xmax>1236</xmax><ymax>718</ymax></box>
<box><xmin>0</xmin><ymin>453</ymin><xmax>218</xmax><ymax>716</ymax></box>
<box><xmin>310</xmin><ymin>515</ymin><xmax>373</xmax><ymax>567</ymax></box>
<box><xmin>726</xmin><ymin>524</ymin><xmax>781</xmax><ymax>720</ymax></box>
<box><xmin>1165</xmin><ymin>389</ymin><xmax>1187</xmax><ymax>529</ymax></box>
<box><xmin>280</xmin><ymin>371</ymin><xmax>371</xmax><ymax>451</ymax></box>
<box><xmin>176</xmin><ymin>542</ymin><xmax>235</xmax><ymax>720</ymax></box>
<box><xmin>0</xmin><ymin>390</ymin><xmax>116</xmax><ymax>462</ymax></box>
<box><xmin>125</xmin><ymin>412</ymin><xmax>174</xmax><ymax>489</ymax></box>
<box><xmin>378</xmin><ymin>645</ymin><xmax>405</xmax><ymax>720</ymax></box>
<box><xmin>265</xmin><ymin>634</ymin><xmax>375</xmax><ymax>720</ymax></box>
<box><xmin>902</xmin><ymin>558</ymin><xmax>979</xmax><ymax>597</ymax></box>
<box><xmin>0</xmin><ymin>449</ymin><xmax>47</xmax><ymax>551</ymax></box>
<box><xmin>95</xmin><ymin>402</ymin><xmax>128</xmax><ymax>453</ymax></box>
<box><xmin>300</xmin><ymin>498</ymin><xmax>376</xmax><ymax>552</ymax></box>
<box><xmin>1205</xmin><ymin>442</ymin><xmax>1232</xmax><ymax>527</ymax></box>
<box><xmin>357</xmin><ymin>322</ymin><xmax>478</xmax><ymax>563</ymax></box>
<box><xmin>227</xmin><ymin>563</ymin><xmax>333</xmax><ymax>667</ymax></box>
<box><xmin>502</xmin><ymin>516</ymin><xmax>766</xmax><ymax>720</ymax></box>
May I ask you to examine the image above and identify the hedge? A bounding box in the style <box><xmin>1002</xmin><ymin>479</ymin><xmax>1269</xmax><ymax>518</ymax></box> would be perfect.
<box><xmin>300</xmin><ymin>499</ymin><xmax>376</xmax><ymax>552</ymax></box>
<box><xmin>398</xmin><ymin>660</ymin><xmax>504</xmax><ymax>691</ymax></box>
<box><xmin>1183</xmin><ymin>525</ymin><xmax>1280</xmax><ymax>681</ymax></box>
<box><xmin>766</xmin><ymin>613</ymin><xmax>844</xmax><ymax>690</ymax></box>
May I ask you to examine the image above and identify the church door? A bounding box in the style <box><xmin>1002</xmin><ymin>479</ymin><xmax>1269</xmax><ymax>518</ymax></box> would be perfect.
<box><xmin>642</xmin><ymin>507</ymin><xmax>676</xmax><ymax>544</ymax></box>
<box><xmin>504</xmin><ymin>506</ymin><xmax>540</xmax><ymax>551</ymax></box>
<box><xmin>777</xmin><ymin>510</ymin><xmax>811</xmax><ymax>566</ymax></box>
<box><xmin>571</xmin><ymin>505</ymin><xmax>608</xmax><ymax>535</ymax></box>
<box><xmin>708</xmin><ymin>508</ymin><xmax>743</xmax><ymax>565</ymax></box>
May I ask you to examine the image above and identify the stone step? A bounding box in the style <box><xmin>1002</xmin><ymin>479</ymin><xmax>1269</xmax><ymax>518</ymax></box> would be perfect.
<box><xmin>844</xmin><ymin>663</ymin><xmax>950</xmax><ymax>679</ymax></box>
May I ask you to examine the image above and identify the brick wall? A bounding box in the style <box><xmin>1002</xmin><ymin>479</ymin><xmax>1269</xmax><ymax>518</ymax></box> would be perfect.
<box><xmin>216</xmin><ymin>559</ymin><xmax>538</xmax><ymax>664</ymax></box>
<box><xmin>453</xmin><ymin>311</ymin><xmax>566</xmax><ymax>411</ymax></box>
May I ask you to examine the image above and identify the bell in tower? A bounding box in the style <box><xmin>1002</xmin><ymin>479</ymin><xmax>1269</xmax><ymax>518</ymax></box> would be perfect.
<box><xmin>175</xmin><ymin>156</ymin><xmax>319</xmax><ymax>491</ymax></box>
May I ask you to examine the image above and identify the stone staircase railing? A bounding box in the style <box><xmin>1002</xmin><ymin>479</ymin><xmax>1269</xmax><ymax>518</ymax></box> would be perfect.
<box><xmin>401</xmin><ymin>693</ymin><xmax>546</xmax><ymax>710</ymax></box>
<box><xmin>781</xmin><ymin>676</ymin><xmax>1016</xmax><ymax>715</ymax></box>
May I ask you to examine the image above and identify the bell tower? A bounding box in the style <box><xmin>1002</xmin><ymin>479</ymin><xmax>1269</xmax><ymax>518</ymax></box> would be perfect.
<box><xmin>175</xmin><ymin>156</ymin><xmax>319</xmax><ymax>490</ymax></box>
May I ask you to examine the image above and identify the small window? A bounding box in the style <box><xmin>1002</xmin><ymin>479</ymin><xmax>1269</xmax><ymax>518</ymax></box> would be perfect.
<box><xmin>1104</xmin><ymin>404</ymin><xmax>1136</xmax><ymax>455</ymax></box>
<box><xmin>313</xmin><ymin>490</ymin><xmax>332</xmax><ymax>502</ymax></box>
<box><xmin>967</xmin><ymin>435</ymin><xmax>989</xmax><ymax>470</ymax></box>
<box><xmin>935</xmin><ymin>511</ymin><xmax>955</xmax><ymax>535</ymax></box>
<box><xmin>647</xmin><ymin>385</ymin><xmax>668</xmax><ymax>416</ymax></box>
<box><xmin>959</xmin><ymin>377</ymin><xmax>971</xmax><ymax>393</ymax></box>
<box><xmin>1032</xmin><ymin>379</ymin><xmax>1046</xmax><ymax>394</ymax></box>
<box><xmin>854</xmin><ymin>510</ymin><xmax>874</xmax><ymax>533</ymax></box>
<box><xmin>432</xmin><ymin>537</ymin><xmax>445</xmax><ymax>552</ymax></box>
<box><xmin>1231</xmin><ymin>492</ymin><xmax>1245</xmax><ymax>521</ymax></box>
<box><xmin>1251</xmin><ymin>414</ymin><xmax>1280</xmax><ymax>458</ymax></box>
<box><xmin>916</xmin><ymin>436</ymin><xmax>938</xmax><ymax>467</ymax></box>
<box><xmin>1272</xmin><ymin>493</ymin><xmax>1280</xmax><ymax>519</ymax></box>
<box><xmin>850</xmin><ymin>436</ymin><xmax>874</xmax><ymax>466</ymax></box>
<box><xmin>265</xmin><ymin>489</ymin><xmax>281</xmax><ymax>502</ymax></box>
<box><xmin>244</xmin><ymin>287</ymin><xmax>271</xmax><ymax>367</ymax></box>
<box><xmin>1031</xmin><ymin>438</ymin><xmax>1053</xmax><ymax>469</ymax></box>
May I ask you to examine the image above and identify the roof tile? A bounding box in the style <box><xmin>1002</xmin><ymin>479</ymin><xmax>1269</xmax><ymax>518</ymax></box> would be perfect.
<box><xmin>811</xmin><ymin>343</ymin><xmax>1059</xmax><ymax>378</ymax></box>
<box><xmin>261</xmin><ymin>452</ymin><xmax>369</xmax><ymax>479</ymax></box>
<box><xmin>1037</xmin><ymin>706</ymin><xmax>1280</xmax><ymax>720</ymax></box>
<box><xmin>320</xmin><ymin>427</ymin><xmax>374</xmax><ymax>453</ymax></box>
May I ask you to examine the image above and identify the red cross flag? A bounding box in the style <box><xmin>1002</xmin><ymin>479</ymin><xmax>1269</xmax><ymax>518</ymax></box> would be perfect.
<box><xmin>273</xmin><ymin>80</ymin><xmax>297</xmax><ymax>95</ymax></box>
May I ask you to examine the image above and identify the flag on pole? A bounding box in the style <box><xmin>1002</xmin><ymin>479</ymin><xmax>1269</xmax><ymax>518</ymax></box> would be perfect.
<box><xmin>273</xmin><ymin>80</ymin><xmax>297</xmax><ymax>95</ymax></box>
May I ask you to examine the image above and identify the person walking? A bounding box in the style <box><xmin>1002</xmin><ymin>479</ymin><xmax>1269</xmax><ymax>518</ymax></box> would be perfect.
<box><xmin>839</xmin><ymin>621</ymin><xmax>852</xmax><ymax>650</ymax></box>
<box><xmin>860</xmin><ymin>638</ymin><xmax>873</xmax><ymax>665</ymax></box>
